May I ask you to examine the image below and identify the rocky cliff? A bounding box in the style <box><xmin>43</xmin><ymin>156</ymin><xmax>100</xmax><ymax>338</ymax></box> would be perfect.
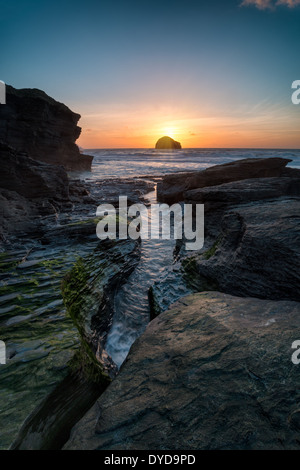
<box><xmin>181</xmin><ymin>171</ymin><xmax>300</xmax><ymax>303</ymax></box>
<box><xmin>0</xmin><ymin>85</ymin><xmax>95</xmax><ymax>244</ymax></box>
<box><xmin>0</xmin><ymin>85</ymin><xmax>93</xmax><ymax>171</ymax></box>
<box><xmin>0</xmin><ymin>142</ymin><xmax>72</xmax><ymax>243</ymax></box>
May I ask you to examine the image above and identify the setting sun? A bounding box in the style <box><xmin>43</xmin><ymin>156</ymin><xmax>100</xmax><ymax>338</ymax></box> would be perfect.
<box><xmin>162</xmin><ymin>127</ymin><xmax>178</xmax><ymax>139</ymax></box>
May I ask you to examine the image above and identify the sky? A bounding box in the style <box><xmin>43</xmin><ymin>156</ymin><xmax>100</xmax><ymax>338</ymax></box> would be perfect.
<box><xmin>1</xmin><ymin>0</ymin><xmax>300</xmax><ymax>148</ymax></box>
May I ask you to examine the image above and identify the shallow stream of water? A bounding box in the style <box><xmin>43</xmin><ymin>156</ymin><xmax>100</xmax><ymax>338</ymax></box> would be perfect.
<box><xmin>105</xmin><ymin>187</ymin><xmax>193</xmax><ymax>367</ymax></box>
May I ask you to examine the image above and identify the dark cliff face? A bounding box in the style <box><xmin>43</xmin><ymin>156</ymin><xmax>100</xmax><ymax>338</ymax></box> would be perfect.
<box><xmin>0</xmin><ymin>85</ymin><xmax>94</xmax><ymax>243</ymax></box>
<box><xmin>0</xmin><ymin>142</ymin><xmax>72</xmax><ymax>242</ymax></box>
<box><xmin>155</xmin><ymin>136</ymin><xmax>182</xmax><ymax>149</ymax></box>
<box><xmin>0</xmin><ymin>85</ymin><xmax>93</xmax><ymax>171</ymax></box>
<box><xmin>0</xmin><ymin>142</ymin><xmax>69</xmax><ymax>200</ymax></box>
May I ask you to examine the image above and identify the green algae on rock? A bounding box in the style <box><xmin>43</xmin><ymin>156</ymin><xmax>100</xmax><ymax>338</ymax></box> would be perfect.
<box><xmin>61</xmin><ymin>238</ymin><xmax>141</xmax><ymax>383</ymax></box>
<box><xmin>9</xmin><ymin>236</ymin><xmax>141</xmax><ymax>450</ymax></box>
<box><xmin>0</xmin><ymin>246</ymin><xmax>84</xmax><ymax>450</ymax></box>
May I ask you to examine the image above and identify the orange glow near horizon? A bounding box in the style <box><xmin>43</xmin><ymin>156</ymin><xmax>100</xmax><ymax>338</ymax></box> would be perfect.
<box><xmin>76</xmin><ymin>104</ymin><xmax>300</xmax><ymax>150</ymax></box>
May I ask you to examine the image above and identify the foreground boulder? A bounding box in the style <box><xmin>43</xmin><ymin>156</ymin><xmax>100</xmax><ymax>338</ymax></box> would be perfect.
<box><xmin>64</xmin><ymin>292</ymin><xmax>300</xmax><ymax>450</ymax></box>
<box><xmin>155</xmin><ymin>136</ymin><xmax>181</xmax><ymax>149</ymax></box>
<box><xmin>157</xmin><ymin>157</ymin><xmax>291</xmax><ymax>203</ymax></box>
<box><xmin>0</xmin><ymin>85</ymin><xmax>93</xmax><ymax>171</ymax></box>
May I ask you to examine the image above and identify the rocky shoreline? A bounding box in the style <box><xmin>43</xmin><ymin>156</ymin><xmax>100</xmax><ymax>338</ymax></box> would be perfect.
<box><xmin>63</xmin><ymin>157</ymin><xmax>300</xmax><ymax>450</ymax></box>
<box><xmin>1</xmin><ymin>85</ymin><xmax>299</xmax><ymax>450</ymax></box>
<box><xmin>0</xmin><ymin>85</ymin><xmax>155</xmax><ymax>448</ymax></box>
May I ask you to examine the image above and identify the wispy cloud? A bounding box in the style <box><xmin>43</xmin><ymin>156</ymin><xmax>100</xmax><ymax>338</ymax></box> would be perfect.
<box><xmin>241</xmin><ymin>0</ymin><xmax>300</xmax><ymax>9</ymax></box>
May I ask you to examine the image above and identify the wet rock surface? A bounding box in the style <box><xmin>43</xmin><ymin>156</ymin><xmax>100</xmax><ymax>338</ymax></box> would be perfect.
<box><xmin>0</xmin><ymin>245</ymin><xmax>84</xmax><ymax>450</ymax></box>
<box><xmin>185</xmin><ymin>176</ymin><xmax>300</xmax><ymax>211</ymax></box>
<box><xmin>9</xmin><ymin>237</ymin><xmax>141</xmax><ymax>450</ymax></box>
<box><xmin>61</xmin><ymin>238</ymin><xmax>141</xmax><ymax>382</ymax></box>
<box><xmin>64</xmin><ymin>292</ymin><xmax>300</xmax><ymax>450</ymax></box>
<box><xmin>1</xmin><ymin>149</ymin><xmax>299</xmax><ymax>451</ymax></box>
<box><xmin>0</xmin><ymin>172</ymin><xmax>154</xmax><ymax>448</ymax></box>
<box><xmin>10</xmin><ymin>371</ymin><xmax>103</xmax><ymax>450</ymax></box>
<box><xmin>157</xmin><ymin>157</ymin><xmax>292</xmax><ymax>204</ymax></box>
<box><xmin>70</xmin><ymin>178</ymin><xmax>155</xmax><ymax>207</ymax></box>
<box><xmin>0</xmin><ymin>156</ymin><xmax>155</xmax><ymax>247</ymax></box>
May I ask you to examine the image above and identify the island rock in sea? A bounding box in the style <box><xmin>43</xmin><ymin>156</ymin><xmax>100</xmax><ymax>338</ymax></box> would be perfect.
<box><xmin>155</xmin><ymin>136</ymin><xmax>181</xmax><ymax>149</ymax></box>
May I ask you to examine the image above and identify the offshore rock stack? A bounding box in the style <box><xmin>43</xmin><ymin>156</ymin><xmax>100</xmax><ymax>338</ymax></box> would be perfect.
<box><xmin>155</xmin><ymin>136</ymin><xmax>181</xmax><ymax>149</ymax></box>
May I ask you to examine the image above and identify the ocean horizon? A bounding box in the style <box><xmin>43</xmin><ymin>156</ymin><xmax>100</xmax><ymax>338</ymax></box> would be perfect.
<box><xmin>82</xmin><ymin>147</ymin><xmax>300</xmax><ymax>180</ymax></box>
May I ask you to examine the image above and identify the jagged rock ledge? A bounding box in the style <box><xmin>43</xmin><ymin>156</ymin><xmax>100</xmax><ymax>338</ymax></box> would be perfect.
<box><xmin>150</xmin><ymin>172</ymin><xmax>300</xmax><ymax>316</ymax></box>
<box><xmin>61</xmin><ymin>237</ymin><xmax>141</xmax><ymax>382</ymax></box>
<box><xmin>181</xmin><ymin>177</ymin><xmax>300</xmax><ymax>302</ymax></box>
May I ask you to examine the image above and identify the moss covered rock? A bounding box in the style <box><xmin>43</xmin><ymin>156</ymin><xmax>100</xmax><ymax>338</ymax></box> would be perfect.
<box><xmin>61</xmin><ymin>238</ymin><xmax>140</xmax><ymax>383</ymax></box>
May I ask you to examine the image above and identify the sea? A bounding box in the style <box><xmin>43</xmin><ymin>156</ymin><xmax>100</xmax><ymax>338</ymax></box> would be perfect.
<box><xmin>84</xmin><ymin>148</ymin><xmax>300</xmax><ymax>181</ymax></box>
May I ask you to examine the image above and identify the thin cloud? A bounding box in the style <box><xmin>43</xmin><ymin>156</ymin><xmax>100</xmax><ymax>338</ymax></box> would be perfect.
<box><xmin>241</xmin><ymin>0</ymin><xmax>300</xmax><ymax>9</ymax></box>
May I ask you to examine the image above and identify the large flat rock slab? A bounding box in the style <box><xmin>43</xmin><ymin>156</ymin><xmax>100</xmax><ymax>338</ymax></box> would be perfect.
<box><xmin>185</xmin><ymin>176</ymin><xmax>300</xmax><ymax>211</ymax></box>
<box><xmin>157</xmin><ymin>157</ymin><xmax>291</xmax><ymax>203</ymax></box>
<box><xmin>64</xmin><ymin>292</ymin><xmax>300</xmax><ymax>450</ymax></box>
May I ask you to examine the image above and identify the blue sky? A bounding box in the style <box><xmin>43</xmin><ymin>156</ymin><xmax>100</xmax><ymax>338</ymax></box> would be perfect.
<box><xmin>1</xmin><ymin>0</ymin><xmax>300</xmax><ymax>147</ymax></box>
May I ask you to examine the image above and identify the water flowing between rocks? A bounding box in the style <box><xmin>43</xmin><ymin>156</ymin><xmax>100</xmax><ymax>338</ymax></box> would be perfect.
<box><xmin>105</xmin><ymin>186</ymin><xmax>192</xmax><ymax>368</ymax></box>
